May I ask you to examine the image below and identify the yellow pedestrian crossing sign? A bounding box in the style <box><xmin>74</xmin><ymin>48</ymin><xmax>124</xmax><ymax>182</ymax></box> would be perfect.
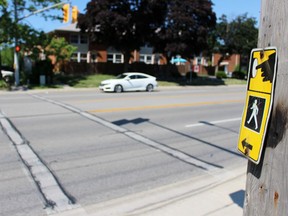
<box><xmin>238</xmin><ymin>47</ymin><xmax>277</xmax><ymax>164</ymax></box>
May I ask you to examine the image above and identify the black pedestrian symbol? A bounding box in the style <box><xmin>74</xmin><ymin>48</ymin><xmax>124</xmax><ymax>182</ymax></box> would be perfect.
<box><xmin>245</xmin><ymin>96</ymin><xmax>265</xmax><ymax>133</ymax></box>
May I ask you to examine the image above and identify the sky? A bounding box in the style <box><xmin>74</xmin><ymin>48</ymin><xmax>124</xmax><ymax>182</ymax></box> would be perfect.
<box><xmin>24</xmin><ymin>0</ymin><xmax>261</xmax><ymax>33</ymax></box>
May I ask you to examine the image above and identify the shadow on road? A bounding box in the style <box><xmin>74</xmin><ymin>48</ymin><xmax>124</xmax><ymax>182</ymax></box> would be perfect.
<box><xmin>112</xmin><ymin>117</ymin><xmax>245</xmax><ymax>170</ymax></box>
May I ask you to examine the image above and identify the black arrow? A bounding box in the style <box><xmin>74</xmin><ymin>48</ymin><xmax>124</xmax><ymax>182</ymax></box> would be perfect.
<box><xmin>255</xmin><ymin>52</ymin><xmax>276</xmax><ymax>83</ymax></box>
<box><xmin>242</xmin><ymin>138</ymin><xmax>253</xmax><ymax>150</ymax></box>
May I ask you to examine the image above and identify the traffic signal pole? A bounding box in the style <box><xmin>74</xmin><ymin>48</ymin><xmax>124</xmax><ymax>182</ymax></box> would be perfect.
<box><xmin>12</xmin><ymin>1</ymin><xmax>69</xmax><ymax>86</ymax></box>
<box><xmin>13</xmin><ymin>0</ymin><xmax>20</xmax><ymax>86</ymax></box>
<box><xmin>18</xmin><ymin>2</ymin><xmax>69</xmax><ymax>21</ymax></box>
<box><xmin>243</xmin><ymin>0</ymin><xmax>288</xmax><ymax>215</ymax></box>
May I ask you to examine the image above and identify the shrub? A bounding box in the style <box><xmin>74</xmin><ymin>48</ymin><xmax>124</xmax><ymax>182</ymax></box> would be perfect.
<box><xmin>232</xmin><ymin>71</ymin><xmax>247</xmax><ymax>80</ymax></box>
<box><xmin>0</xmin><ymin>80</ymin><xmax>6</xmax><ymax>89</ymax></box>
<box><xmin>0</xmin><ymin>79</ymin><xmax>11</xmax><ymax>90</ymax></box>
<box><xmin>216</xmin><ymin>71</ymin><xmax>227</xmax><ymax>79</ymax></box>
<box><xmin>30</xmin><ymin>60</ymin><xmax>53</xmax><ymax>85</ymax></box>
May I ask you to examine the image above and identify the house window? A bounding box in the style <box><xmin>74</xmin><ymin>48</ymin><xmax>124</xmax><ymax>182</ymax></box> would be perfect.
<box><xmin>70</xmin><ymin>53</ymin><xmax>78</xmax><ymax>62</ymax></box>
<box><xmin>140</xmin><ymin>54</ymin><xmax>153</xmax><ymax>64</ymax></box>
<box><xmin>80</xmin><ymin>35</ymin><xmax>88</xmax><ymax>44</ymax></box>
<box><xmin>107</xmin><ymin>54</ymin><xmax>113</xmax><ymax>62</ymax></box>
<box><xmin>115</xmin><ymin>54</ymin><xmax>123</xmax><ymax>63</ymax></box>
<box><xmin>70</xmin><ymin>34</ymin><xmax>78</xmax><ymax>44</ymax></box>
<box><xmin>70</xmin><ymin>52</ymin><xmax>88</xmax><ymax>62</ymax></box>
<box><xmin>70</xmin><ymin>34</ymin><xmax>88</xmax><ymax>44</ymax></box>
<box><xmin>90</xmin><ymin>53</ymin><xmax>97</xmax><ymax>63</ymax></box>
<box><xmin>80</xmin><ymin>53</ymin><xmax>87</xmax><ymax>62</ymax></box>
<box><xmin>107</xmin><ymin>53</ymin><xmax>123</xmax><ymax>63</ymax></box>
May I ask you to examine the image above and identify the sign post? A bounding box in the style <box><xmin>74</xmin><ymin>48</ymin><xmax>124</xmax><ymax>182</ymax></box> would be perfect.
<box><xmin>237</xmin><ymin>47</ymin><xmax>277</xmax><ymax>164</ymax></box>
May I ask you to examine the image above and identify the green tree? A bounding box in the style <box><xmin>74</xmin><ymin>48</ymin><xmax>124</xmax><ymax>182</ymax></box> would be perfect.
<box><xmin>0</xmin><ymin>0</ymin><xmax>62</xmax><ymax>84</ymax></box>
<box><xmin>214</xmin><ymin>13</ymin><xmax>258</xmax><ymax>70</ymax></box>
<box><xmin>77</xmin><ymin>0</ymin><xmax>167</xmax><ymax>70</ymax></box>
<box><xmin>151</xmin><ymin>0</ymin><xmax>216</xmax><ymax>59</ymax></box>
<box><xmin>46</xmin><ymin>37</ymin><xmax>77</xmax><ymax>72</ymax></box>
<box><xmin>0</xmin><ymin>1</ymin><xmax>13</xmax><ymax>44</ymax></box>
<box><xmin>78</xmin><ymin>0</ymin><xmax>216</xmax><ymax>66</ymax></box>
<box><xmin>0</xmin><ymin>0</ymin><xmax>61</xmax><ymax>45</ymax></box>
<box><xmin>0</xmin><ymin>47</ymin><xmax>14</xmax><ymax>66</ymax></box>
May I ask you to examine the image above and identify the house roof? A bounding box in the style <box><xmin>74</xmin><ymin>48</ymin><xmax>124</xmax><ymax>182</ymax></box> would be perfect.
<box><xmin>54</xmin><ymin>23</ymin><xmax>80</xmax><ymax>32</ymax></box>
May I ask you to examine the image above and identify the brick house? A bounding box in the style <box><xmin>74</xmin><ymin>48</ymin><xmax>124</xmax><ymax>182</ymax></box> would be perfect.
<box><xmin>52</xmin><ymin>23</ymin><xmax>240</xmax><ymax>77</ymax></box>
<box><xmin>53</xmin><ymin>23</ymin><xmax>167</xmax><ymax>65</ymax></box>
<box><xmin>212</xmin><ymin>53</ymin><xmax>241</xmax><ymax>76</ymax></box>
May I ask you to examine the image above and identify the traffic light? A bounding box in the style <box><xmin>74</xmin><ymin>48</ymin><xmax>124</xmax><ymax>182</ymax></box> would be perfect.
<box><xmin>15</xmin><ymin>45</ymin><xmax>21</xmax><ymax>52</ymax></box>
<box><xmin>62</xmin><ymin>3</ymin><xmax>69</xmax><ymax>23</ymax></box>
<box><xmin>72</xmin><ymin>6</ymin><xmax>78</xmax><ymax>23</ymax></box>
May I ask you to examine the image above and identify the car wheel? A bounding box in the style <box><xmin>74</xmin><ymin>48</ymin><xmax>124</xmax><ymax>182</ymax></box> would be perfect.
<box><xmin>146</xmin><ymin>84</ymin><xmax>153</xmax><ymax>92</ymax></box>
<box><xmin>114</xmin><ymin>84</ymin><xmax>123</xmax><ymax>93</ymax></box>
<box><xmin>3</xmin><ymin>76</ymin><xmax>11</xmax><ymax>83</ymax></box>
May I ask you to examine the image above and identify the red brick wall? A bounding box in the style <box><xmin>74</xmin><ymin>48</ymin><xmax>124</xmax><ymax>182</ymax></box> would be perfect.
<box><xmin>213</xmin><ymin>53</ymin><xmax>240</xmax><ymax>72</ymax></box>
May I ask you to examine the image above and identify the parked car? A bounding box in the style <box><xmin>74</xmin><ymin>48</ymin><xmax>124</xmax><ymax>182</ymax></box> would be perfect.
<box><xmin>1</xmin><ymin>66</ymin><xmax>14</xmax><ymax>83</ymax></box>
<box><xmin>99</xmin><ymin>72</ymin><xmax>158</xmax><ymax>93</ymax></box>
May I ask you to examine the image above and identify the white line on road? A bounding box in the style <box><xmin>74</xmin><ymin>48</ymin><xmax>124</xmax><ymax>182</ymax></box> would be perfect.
<box><xmin>124</xmin><ymin>131</ymin><xmax>218</xmax><ymax>171</ymax></box>
<box><xmin>32</xmin><ymin>94</ymin><xmax>221</xmax><ymax>171</ymax></box>
<box><xmin>185</xmin><ymin>117</ymin><xmax>241</xmax><ymax>128</ymax></box>
<box><xmin>0</xmin><ymin>112</ymin><xmax>24</xmax><ymax>145</ymax></box>
<box><xmin>0</xmin><ymin>111</ymin><xmax>78</xmax><ymax>214</ymax></box>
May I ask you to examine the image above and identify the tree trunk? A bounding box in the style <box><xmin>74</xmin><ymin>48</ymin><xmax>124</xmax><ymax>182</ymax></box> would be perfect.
<box><xmin>243</xmin><ymin>0</ymin><xmax>288</xmax><ymax>215</ymax></box>
<box><xmin>123</xmin><ymin>50</ymin><xmax>131</xmax><ymax>72</ymax></box>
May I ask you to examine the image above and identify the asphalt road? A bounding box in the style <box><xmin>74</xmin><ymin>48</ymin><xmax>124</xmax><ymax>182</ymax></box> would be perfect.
<box><xmin>0</xmin><ymin>86</ymin><xmax>247</xmax><ymax>216</ymax></box>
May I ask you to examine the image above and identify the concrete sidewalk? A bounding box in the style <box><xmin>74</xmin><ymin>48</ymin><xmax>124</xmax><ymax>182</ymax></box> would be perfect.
<box><xmin>54</xmin><ymin>166</ymin><xmax>247</xmax><ymax>216</ymax></box>
<box><xmin>135</xmin><ymin>171</ymin><xmax>246</xmax><ymax>216</ymax></box>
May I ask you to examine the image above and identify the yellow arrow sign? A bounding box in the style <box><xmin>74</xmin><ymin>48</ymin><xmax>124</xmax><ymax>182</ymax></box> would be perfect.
<box><xmin>238</xmin><ymin>47</ymin><xmax>277</xmax><ymax>164</ymax></box>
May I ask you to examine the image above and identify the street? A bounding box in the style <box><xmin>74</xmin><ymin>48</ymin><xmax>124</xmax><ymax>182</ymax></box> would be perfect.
<box><xmin>0</xmin><ymin>86</ymin><xmax>247</xmax><ymax>216</ymax></box>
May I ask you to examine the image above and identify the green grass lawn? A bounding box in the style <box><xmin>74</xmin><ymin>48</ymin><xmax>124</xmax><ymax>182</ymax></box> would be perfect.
<box><xmin>0</xmin><ymin>74</ymin><xmax>247</xmax><ymax>90</ymax></box>
<box><xmin>61</xmin><ymin>74</ymin><xmax>114</xmax><ymax>88</ymax></box>
<box><xmin>58</xmin><ymin>74</ymin><xmax>247</xmax><ymax>88</ymax></box>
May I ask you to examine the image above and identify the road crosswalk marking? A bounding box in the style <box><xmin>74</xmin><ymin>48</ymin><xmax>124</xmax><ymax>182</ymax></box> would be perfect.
<box><xmin>0</xmin><ymin>111</ymin><xmax>78</xmax><ymax>214</ymax></box>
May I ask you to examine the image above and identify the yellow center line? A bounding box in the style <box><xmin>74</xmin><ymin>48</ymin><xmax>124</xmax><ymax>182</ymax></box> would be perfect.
<box><xmin>71</xmin><ymin>92</ymin><xmax>244</xmax><ymax>104</ymax></box>
<box><xmin>88</xmin><ymin>99</ymin><xmax>244</xmax><ymax>113</ymax></box>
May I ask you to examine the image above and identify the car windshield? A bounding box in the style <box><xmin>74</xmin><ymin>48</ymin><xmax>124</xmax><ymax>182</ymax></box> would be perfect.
<box><xmin>1</xmin><ymin>66</ymin><xmax>14</xmax><ymax>71</ymax></box>
<box><xmin>116</xmin><ymin>74</ymin><xmax>128</xmax><ymax>79</ymax></box>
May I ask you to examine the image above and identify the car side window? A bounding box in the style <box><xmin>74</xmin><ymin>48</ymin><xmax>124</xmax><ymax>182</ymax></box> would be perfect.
<box><xmin>129</xmin><ymin>75</ymin><xmax>137</xmax><ymax>79</ymax></box>
<box><xmin>137</xmin><ymin>75</ymin><xmax>147</xmax><ymax>79</ymax></box>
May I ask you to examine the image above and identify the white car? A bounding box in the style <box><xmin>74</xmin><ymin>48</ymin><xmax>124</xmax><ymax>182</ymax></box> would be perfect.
<box><xmin>99</xmin><ymin>72</ymin><xmax>158</xmax><ymax>93</ymax></box>
<box><xmin>1</xmin><ymin>66</ymin><xmax>14</xmax><ymax>83</ymax></box>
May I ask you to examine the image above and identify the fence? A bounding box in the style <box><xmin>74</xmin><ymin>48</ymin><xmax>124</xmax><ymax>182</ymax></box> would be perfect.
<box><xmin>63</xmin><ymin>62</ymin><xmax>214</xmax><ymax>80</ymax></box>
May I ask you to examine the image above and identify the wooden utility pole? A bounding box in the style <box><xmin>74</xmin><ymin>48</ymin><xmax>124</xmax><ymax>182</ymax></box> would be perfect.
<box><xmin>243</xmin><ymin>0</ymin><xmax>288</xmax><ymax>215</ymax></box>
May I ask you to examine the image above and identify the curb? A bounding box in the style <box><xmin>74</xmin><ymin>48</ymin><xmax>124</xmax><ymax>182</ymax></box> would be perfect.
<box><xmin>54</xmin><ymin>166</ymin><xmax>247</xmax><ymax>216</ymax></box>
